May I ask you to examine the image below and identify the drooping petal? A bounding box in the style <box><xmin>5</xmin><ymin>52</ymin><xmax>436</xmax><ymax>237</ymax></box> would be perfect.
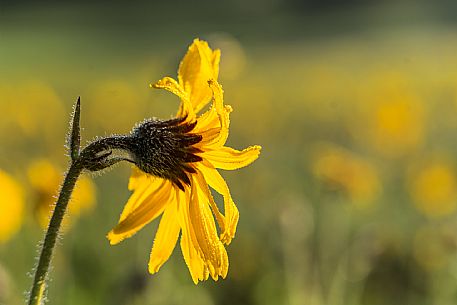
<box><xmin>119</xmin><ymin>168</ymin><xmax>159</xmax><ymax>222</ymax></box>
<box><xmin>194</xmin><ymin>171</ymin><xmax>226</xmax><ymax>234</ymax></box>
<box><xmin>204</xmin><ymin>145</ymin><xmax>262</xmax><ymax>170</ymax></box>
<box><xmin>107</xmin><ymin>180</ymin><xmax>172</xmax><ymax>245</ymax></box>
<box><xmin>148</xmin><ymin>200</ymin><xmax>181</xmax><ymax>274</ymax></box>
<box><xmin>197</xmin><ymin>162</ymin><xmax>239</xmax><ymax>245</ymax></box>
<box><xmin>151</xmin><ymin>77</ymin><xmax>195</xmax><ymax>121</ymax></box>
<box><xmin>178</xmin><ymin>39</ymin><xmax>220</xmax><ymax>113</ymax></box>
<box><xmin>177</xmin><ymin>187</ymin><xmax>209</xmax><ymax>283</ymax></box>
<box><xmin>190</xmin><ymin>172</ymin><xmax>229</xmax><ymax>280</ymax></box>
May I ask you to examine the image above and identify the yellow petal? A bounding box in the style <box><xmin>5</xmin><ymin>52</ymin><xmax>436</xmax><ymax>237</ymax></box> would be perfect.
<box><xmin>128</xmin><ymin>166</ymin><xmax>151</xmax><ymax>191</ymax></box>
<box><xmin>194</xmin><ymin>171</ymin><xmax>226</xmax><ymax>234</ymax></box>
<box><xmin>151</xmin><ymin>77</ymin><xmax>195</xmax><ymax>121</ymax></box>
<box><xmin>148</xmin><ymin>200</ymin><xmax>181</xmax><ymax>274</ymax></box>
<box><xmin>205</xmin><ymin>80</ymin><xmax>230</xmax><ymax>148</ymax></box>
<box><xmin>197</xmin><ymin>162</ymin><xmax>239</xmax><ymax>245</ymax></box>
<box><xmin>121</xmin><ymin>171</ymin><xmax>163</xmax><ymax>222</ymax></box>
<box><xmin>204</xmin><ymin>145</ymin><xmax>262</xmax><ymax>170</ymax></box>
<box><xmin>192</xmin><ymin>172</ymin><xmax>229</xmax><ymax>280</ymax></box>
<box><xmin>178</xmin><ymin>39</ymin><xmax>220</xmax><ymax>113</ymax></box>
<box><xmin>194</xmin><ymin>107</ymin><xmax>219</xmax><ymax>133</ymax></box>
<box><xmin>211</xmin><ymin>49</ymin><xmax>221</xmax><ymax>80</ymax></box>
<box><xmin>177</xmin><ymin>187</ymin><xmax>209</xmax><ymax>283</ymax></box>
<box><xmin>107</xmin><ymin>180</ymin><xmax>172</xmax><ymax>245</ymax></box>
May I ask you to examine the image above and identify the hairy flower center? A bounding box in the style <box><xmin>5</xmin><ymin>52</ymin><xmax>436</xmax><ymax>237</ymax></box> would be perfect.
<box><xmin>129</xmin><ymin>116</ymin><xmax>203</xmax><ymax>190</ymax></box>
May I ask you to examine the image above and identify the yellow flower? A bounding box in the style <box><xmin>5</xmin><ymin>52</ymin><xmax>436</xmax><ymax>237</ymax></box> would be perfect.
<box><xmin>107</xmin><ymin>39</ymin><xmax>261</xmax><ymax>283</ymax></box>
<box><xmin>408</xmin><ymin>160</ymin><xmax>457</xmax><ymax>218</ymax></box>
<box><xmin>312</xmin><ymin>143</ymin><xmax>381</xmax><ymax>209</ymax></box>
<box><xmin>27</xmin><ymin>159</ymin><xmax>96</xmax><ymax>228</ymax></box>
<box><xmin>0</xmin><ymin>169</ymin><xmax>24</xmax><ymax>243</ymax></box>
<box><xmin>351</xmin><ymin>74</ymin><xmax>425</xmax><ymax>158</ymax></box>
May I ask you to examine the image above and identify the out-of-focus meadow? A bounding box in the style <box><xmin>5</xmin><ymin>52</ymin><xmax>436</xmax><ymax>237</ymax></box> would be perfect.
<box><xmin>3</xmin><ymin>1</ymin><xmax>457</xmax><ymax>304</ymax></box>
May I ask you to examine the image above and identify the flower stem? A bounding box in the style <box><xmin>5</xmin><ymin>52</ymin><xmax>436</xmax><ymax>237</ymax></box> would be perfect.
<box><xmin>27</xmin><ymin>160</ymin><xmax>84</xmax><ymax>305</ymax></box>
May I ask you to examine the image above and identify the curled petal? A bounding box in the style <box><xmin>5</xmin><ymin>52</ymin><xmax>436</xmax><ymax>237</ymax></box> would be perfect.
<box><xmin>204</xmin><ymin>145</ymin><xmax>262</xmax><ymax>170</ymax></box>
<box><xmin>148</xmin><ymin>201</ymin><xmax>181</xmax><ymax>274</ymax></box>
<box><xmin>151</xmin><ymin>77</ymin><xmax>195</xmax><ymax>121</ymax></box>
<box><xmin>107</xmin><ymin>180</ymin><xmax>172</xmax><ymax>245</ymax></box>
<box><xmin>178</xmin><ymin>39</ymin><xmax>220</xmax><ymax>113</ymax></box>
<box><xmin>197</xmin><ymin>162</ymin><xmax>239</xmax><ymax>245</ymax></box>
<box><xmin>205</xmin><ymin>80</ymin><xmax>230</xmax><ymax>148</ymax></box>
<box><xmin>193</xmin><ymin>107</ymin><xmax>219</xmax><ymax>133</ymax></box>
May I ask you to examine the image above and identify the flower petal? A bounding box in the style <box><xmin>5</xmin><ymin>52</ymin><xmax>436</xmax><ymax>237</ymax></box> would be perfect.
<box><xmin>205</xmin><ymin>80</ymin><xmax>230</xmax><ymax>148</ymax></box>
<box><xmin>151</xmin><ymin>76</ymin><xmax>195</xmax><ymax>121</ymax></box>
<box><xmin>178</xmin><ymin>39</ymin><xmax>220</xmax><ymax>113</ymax></box>
<box><xmin>190</xmin><ymin>172</ymin><xmax>229</xmax><ymax>280</ymax></box>
<box><xmin>197</xmin><ymin>162</ymin><xmax>239</xmax><ymax>245</ymax></box>
<box><xmin>177</xmin><ymin>187</ymin><xmax>209</xmax><ymax>283</ymax></box>
<box><xmin>119</xmin><ymin>168</ymin><xmax>158</xmax><ymax>222</ymax></box>
<box><xmin>204</xmin><ymin>145</ymin><xmax>262</xmax><ymax>170</ymax></box>
<box><xmin>194</xmin><ymin>171</ymin><xmax>226</xmax><ymax>234</ymax></box>
<box><xmin>148</xmin><ymin>200</ymin><xmax>181</xmax><ymax>274</ymax></box>
<box><xmin>194</xmin><ymin>107</ymin><xmax>219</xmax><ymax>133</ymax></box>
<box><xmin>107</xmin><ymin>180</ymin><xmax>172</xmax><ymax>245</ymax></box>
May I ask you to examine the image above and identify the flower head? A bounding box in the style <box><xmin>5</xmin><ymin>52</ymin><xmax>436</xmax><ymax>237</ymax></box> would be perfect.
<box><xmin>107</xmin><ymin>39</ymin><xmax>261</xmax><ymax>283</ymax></box>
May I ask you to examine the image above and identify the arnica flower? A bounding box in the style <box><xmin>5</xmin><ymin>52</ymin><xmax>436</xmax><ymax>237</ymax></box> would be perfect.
<box><xmin>0</xmin><ymin>169</ymin><xmax>24</xmax><ymax>243</ymax></box>
<box><xmin>106</xmin><ymin>39</ymin><xmax>261</xmax><ymax>283</ymax></box>
<box><xmin>27</xmin><ymin>159</ymin><xmax>96</xmax><ymax>229</ymax></box>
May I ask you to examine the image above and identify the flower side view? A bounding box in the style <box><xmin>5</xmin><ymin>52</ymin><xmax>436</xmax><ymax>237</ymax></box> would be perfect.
<box><xmin>106</xmin><ymin>39</ymin><xmax>261</xmax><ymax>283</ymax></box>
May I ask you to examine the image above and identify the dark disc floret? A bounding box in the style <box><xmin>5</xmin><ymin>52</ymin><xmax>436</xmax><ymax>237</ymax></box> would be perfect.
<box><xmin>128</xmin><ymin>116</ymin><xmax>203</xmax><ymax>190</ymax></box>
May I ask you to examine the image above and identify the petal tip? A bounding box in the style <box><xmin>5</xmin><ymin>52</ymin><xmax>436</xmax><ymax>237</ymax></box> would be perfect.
<box><xmin>107</xmin><ymin>231</ymin><xmax>122</xmax><ymax>245</ymax></box>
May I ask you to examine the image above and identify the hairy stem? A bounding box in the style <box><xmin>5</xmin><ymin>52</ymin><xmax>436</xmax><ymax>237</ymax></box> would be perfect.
<box><xmin>27</xmin><ymin>160</ymin><xmax>83</xmax><ymax>305</ymax></box>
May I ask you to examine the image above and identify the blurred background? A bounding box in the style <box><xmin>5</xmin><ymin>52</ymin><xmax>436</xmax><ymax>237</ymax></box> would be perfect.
<box><xmin>2</xmin><ymin>0</ymin><xmax>457</xmax><ymax>304</ymax></box>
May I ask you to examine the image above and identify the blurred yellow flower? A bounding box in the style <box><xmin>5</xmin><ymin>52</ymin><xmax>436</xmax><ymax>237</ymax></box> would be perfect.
<box><xmin>373</xmin><ymin>98</ymin><xmax>423</xmax><ymax>156</ymax></box>
<box><xmin>27</xmin><ymin>159</ymin><xmax>96</xmax><ymax>228</ymax></box>
<box><xmin>107</xmin><ymin>39</ymin><xmax>261</xmax><ymax>283</ymax></box>
<box><xmin>0</xmin><ymin>82</ymin><xmax>65</xmax><ymax>144</ymax></box>
<box><xmin>0</xmin><ymin>170</ymin><xmax>24</xmax><ymax>243</ymax></box>
<box><xmin>352</xmin><ymin>74</ymin><xmax>425</xmax><ymax>158</ymax></box>
<box><xmin>408</xmin><ymin>161</ymin><xmax>457</xmax><ymax>218</ymax></box>
<box><xmin>312</xmin><ymin>143</ymin><xmax>381</xmax><ymax>209</ymax></box>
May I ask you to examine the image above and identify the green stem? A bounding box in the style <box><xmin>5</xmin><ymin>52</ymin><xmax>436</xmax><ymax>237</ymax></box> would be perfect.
<box><xmin>28</xmin><ymin>160</ymin><xmax>84</xmax><ymax>305</ymax></box>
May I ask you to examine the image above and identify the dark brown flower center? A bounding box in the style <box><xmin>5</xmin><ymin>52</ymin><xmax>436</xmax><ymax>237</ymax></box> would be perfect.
<box><xmin>129</xmin><ymin>116</ymin><xmax>203</xmax><ymax>190</ymax></box>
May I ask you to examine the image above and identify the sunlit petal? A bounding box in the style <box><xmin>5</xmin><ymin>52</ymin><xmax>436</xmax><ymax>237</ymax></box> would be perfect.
<box><xmin>148</xmin><ymin>200</ymin><xmax>181</xmax><ymax>274</ymax></box>
<box><xmin>177</xmin><ymin>188</ymin><xmax>209</xmax><ymax>283</ymax></box>
<box><xmin>107</xmin><ymin>180</ymin><xmax>172</xmax><ymax>245</ymax></box>
<box><xmin>121</xmin><ymin>169</ymin><xmax>162</xmax><ymax>222</ymax></box>
<box><xmin>151</xmin><ymin>77</ymin><xmax>195</xmax><ymax>120</ymax></box>
<box><xmin>204</xmin><ymin>80</ymin><xmax>230</xmax><ymax>148</ymax></box>
<box><xmin>197</xmin><ymin>162</ymin><xmax>239</xmax><ymax>245</ymax></box>
<box><xmin>204</xmin><ymin>145</ymin><xmax>262</xmax><ymax>170</ymax></box>
<box><xmin>191</xmin><ymin>172</ymin><xmax>229</xmax><ymax>279</ymax></box>
<box><xmin>178</xmin><ymin>39</ymin><xmax>220</xmax><ymax>113</ymax></box>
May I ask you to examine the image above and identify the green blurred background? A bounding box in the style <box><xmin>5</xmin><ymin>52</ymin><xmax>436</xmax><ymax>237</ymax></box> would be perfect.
<box><xmin>3</xmin><ymin>0</ymin><xmax>457</xmax><ymax>304</ymax></box>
